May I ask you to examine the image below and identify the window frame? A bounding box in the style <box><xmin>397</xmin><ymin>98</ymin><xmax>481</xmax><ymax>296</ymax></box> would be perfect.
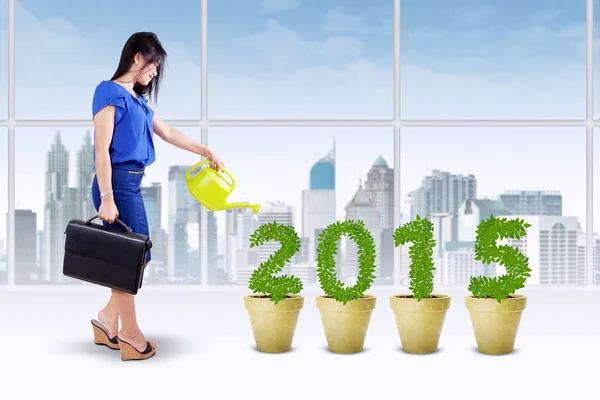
<box><xmin>0</xmin><ymin>0</ymin><xmax>596</xmax><ymax>288</ymax></box>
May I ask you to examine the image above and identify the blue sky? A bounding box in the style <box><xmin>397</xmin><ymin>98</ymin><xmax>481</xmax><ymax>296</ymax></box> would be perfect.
<box><xmin>0</xmin><ymin>0</ymin><xmax>599</xmax><ymax>256</ymax></box>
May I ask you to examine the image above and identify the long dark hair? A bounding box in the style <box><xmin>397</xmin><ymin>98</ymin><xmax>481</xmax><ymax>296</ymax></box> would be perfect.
<box><xmin>110</xmin><ymin>32</ymin><xmax>167</xmax><ymax>104</ymax></box>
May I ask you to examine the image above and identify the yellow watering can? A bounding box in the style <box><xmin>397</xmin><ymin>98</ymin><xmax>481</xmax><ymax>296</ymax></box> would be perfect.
<box><xmin>185</xmin><ymin>160</ymin><xmax>261</xmax><ymax>214</ymax></box>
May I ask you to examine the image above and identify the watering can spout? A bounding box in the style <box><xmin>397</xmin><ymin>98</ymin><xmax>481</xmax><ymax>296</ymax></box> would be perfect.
<box><xmin>221</xmin><ymin>202</ymin><xmax>261</xmax><ymax>214</ymax></box>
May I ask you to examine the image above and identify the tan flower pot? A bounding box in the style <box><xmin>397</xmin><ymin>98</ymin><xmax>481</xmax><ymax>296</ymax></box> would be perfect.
<box><xmin>244</xmin><ymin>294</ymin><xmax>304</xmax><ymax>353</ymax></box>
<box><xmin>465</xmin><ymin>294</ymin><xmax>527</xmax><ymax>355</ymax></box>
<box><xmin>315</xmin><ymin>294</ymin><xmax>376</xmax><ymax>354</ymax></box>
<box><xmin>389</xmin><ymin>294</ymin><xmax>451</xmax><ymax>354</ymax></box>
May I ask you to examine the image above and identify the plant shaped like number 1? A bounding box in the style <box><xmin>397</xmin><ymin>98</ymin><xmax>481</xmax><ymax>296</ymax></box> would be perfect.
<box><xmin>470</xmin><ymin>215</ymin><xmax>532</xmax><ymax>303</ymax></box>
<box><xmin>248</xmin><ymin>221</ymin><xmax>303</xmax><ymax>305</ymax></box>
<box><xmin>393</xmin><ymin>215</ymin><xmax>437</xmax><ymax>301</ymax></box>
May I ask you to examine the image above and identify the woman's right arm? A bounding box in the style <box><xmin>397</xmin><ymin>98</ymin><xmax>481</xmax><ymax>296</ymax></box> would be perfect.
<box><xmin>93</xmin><ymin>106</ymin><xmax>118</xmax><ymax>223</ymax></box>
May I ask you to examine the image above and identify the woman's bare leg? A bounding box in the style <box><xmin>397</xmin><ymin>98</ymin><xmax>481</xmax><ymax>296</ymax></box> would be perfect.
<box><xmin>97</xmin><ymin>293</ymin><xmax>119</xmax><ymax>338</ymax></box>
<box><xmin>112</xmin><ymin>263</ymin><xmax>156</xmax><ymax>352</ymax></box>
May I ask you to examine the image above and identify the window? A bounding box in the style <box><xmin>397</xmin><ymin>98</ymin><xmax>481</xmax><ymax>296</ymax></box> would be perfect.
<box><xmin>0</xmin><ymin>0</ymin><xmax>7</xmax><ymax>119</ymax></box>
<box><xmin>595</xmin><ymin>128</ymin><xmax>600</xmax><ymax>285</ymax></box>
<box><xmin>1</xmin><ymin>0</ymin><xmax>596</xmax><ymax>288</ymax></box>
<box><xmin>402</xmin><ymin>127</ymin><xmax>586</xmax><ymax>286</ymax></box>
<box><xmin>14</xmin><ymin>0</ymin><xmax>201</xmax><ymax>120</ymax></box>
<box><xmin>207</xmin><ymin>127</ymin><xmax>394</xmax><ymax>286</ymax></box>
<box><xmin>208</xmin><ymin>0</ymin><xmax>393</xmax><ymax>119</ymax></box>
<box><xmin>0</xmin><ymin>127</ymin><xmax>6</xmax><ymax>284</ymax></box>
<box><xmin>401</xmin><ymin>1</ymin><xmax>586</xmax><ymax>119</ymax></box>
<box><xmin>596</xmin><ymin>0</ymin><xmax>600</xmax><ymax>119</ymax></box>
<box><xmin>14</xmin><ymin>126</ymin><xmax>201</xmax><ymax>285</ymax></box>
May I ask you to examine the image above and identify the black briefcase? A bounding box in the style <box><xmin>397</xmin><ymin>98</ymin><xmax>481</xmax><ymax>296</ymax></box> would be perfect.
<box><xmin>62</xmin><ymin>215</ymin><xmax>152</xmax><ymax>294</ymax></box>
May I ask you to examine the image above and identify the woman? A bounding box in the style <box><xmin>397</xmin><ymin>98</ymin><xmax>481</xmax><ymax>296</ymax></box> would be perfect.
<box><xmin>89</xmin><ymin>32</ymin><xmax>223</xmax><ymax>361</ymax></box>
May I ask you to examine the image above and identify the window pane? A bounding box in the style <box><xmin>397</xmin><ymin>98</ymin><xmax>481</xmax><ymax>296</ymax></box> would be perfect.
<box><xmin>595</xmin><ymin>128</ymin><xmax>599</xmax><ymax>284</ymax></box>
<box><xmin>15</xmin><ymin>1</ymin><xmax>201</xmax><ymax>120</ymax></box>
<box><xmin>595</xmin><ymin>0</ymin><xmax>600</xmax><ymax>119</ymax></box>
<box><xmin>0</xmin><ymin>127</ymin><xmax>6</xmax><ymax>283</ymax></box>
<box><xmin>401</xmin><ymin>1</ymin><xmax>585</xmax><ymax>119</ymax></box>
<box><xmin>401</xmin><ymin>127</ymin><xmax>586</xmax><ymax>287</ymax></box>
<box><xmin>0</xmin><ymin>0</ymin><xmax>7</xmax><ymax>119</ymax></box>
<box><xmin>208</xmin><ymin>0</ymin><xmax>393</xmax><ymax>119</ymax></box>
<box><xmin>206</xmin><ymin>127</ymin><xmax>395</xmax><ymax>286</ymax></box>
<box><xmin>15</xmin><ymin>126</ymin><xmax>203</xmax><ymax>285</ymax></box>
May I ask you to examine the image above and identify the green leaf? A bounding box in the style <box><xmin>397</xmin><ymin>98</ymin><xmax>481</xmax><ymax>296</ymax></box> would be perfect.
<box><xmin>468</xmin><ymin>216</ymin><xmax>532</xmax><ymax>301</ymax></box>
<box><xmin>316</xmin><ymin>220</ymin><xmax>377</xmax><ymax>303</ymax></box>
<box><xmin>247</xmin><ymin>221</ymin><xmax>303</xmax><ymax>304</ymax></box>
<box><xmin>392</xmin><ymin>217</ymin><xmax>436</xmax><ymax>300</ymax></box>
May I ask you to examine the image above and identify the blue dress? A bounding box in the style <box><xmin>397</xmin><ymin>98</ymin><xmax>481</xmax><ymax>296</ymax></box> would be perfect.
<box><xmin>90</xmin><ymin>80</ymin><xmax>156</xmax><ymax>264</ymax></box>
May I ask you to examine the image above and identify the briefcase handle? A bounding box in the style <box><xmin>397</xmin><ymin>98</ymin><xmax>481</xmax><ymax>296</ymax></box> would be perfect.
<box><xmin>86</xmin><ymin>215</ymin><xmax>132</xmax><ymax>233</ymax></box>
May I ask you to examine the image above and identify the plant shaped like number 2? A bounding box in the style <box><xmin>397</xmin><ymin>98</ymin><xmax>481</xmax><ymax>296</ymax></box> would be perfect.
<box><xmin>248</xmin><ymin>221</ymin><xmax>303</xmax><ymax>305</ymax></box>
<box><xmin>470</xmin><ymin>215</ymin><xmax>532</xmax><ymax>303</ymax></box>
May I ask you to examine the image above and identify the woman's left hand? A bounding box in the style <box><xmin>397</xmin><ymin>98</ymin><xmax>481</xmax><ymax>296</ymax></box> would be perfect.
<box><xmin>206</xmin><ymin>149</ymin><xmax>224</xmax><ymax>171</ymax></box>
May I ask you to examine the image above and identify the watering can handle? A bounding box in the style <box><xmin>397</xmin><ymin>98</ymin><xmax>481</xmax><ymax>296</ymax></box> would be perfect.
<box><xmin>185</xmin><ymin>160</ymin><xmax>209</xmax><ymax>181</ymax></box>
<box><xmin>185</xmin><ymin>159</ymin><xmax>236</xmax><ymax>190</ymax></box>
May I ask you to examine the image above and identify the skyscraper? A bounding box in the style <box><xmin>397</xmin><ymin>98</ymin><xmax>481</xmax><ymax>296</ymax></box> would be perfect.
<box><xmin>76</xmin><ymin>130</ymin><xmax>96</xmax><ymax>220</ymax></box>
<box><xmin>15</xmin><ymin>209</ymin><xmax>37</xmax><ymax>283</ymax></box>
<box><xmin>168</xmin><ymin>165</ymin><xmax>201</xmax><ymax>282</ymax></box>
<box><xmin>343</xmin><ymin>180</ymin><xmax>381</xmax><ymax>283</ymax></box>
<box><xmin>44</xmin><ymin>130</ymin><xmax>71</xmax><ymax>282</ymax></box>
<box><xmin>499</xmin><ymin>190</ymin><xmax>562</xmax><ymax>216</ymax></box>
<box><xmin>408</xmin><ymin>169</ymin><xmax>477</xmax><ymax>221</ymax></box>
<box><xmin>364</xmin><ymin>155</ymin><xmax>394</xmax><ymax>229</ymax></box>
<box><xmin>224</xmin><ymin>207</ymin><xmax>258</xmax><ymax>284</ymax></box>
<box><xmin>302</xmin><ymin>141</ymin><xmax>336</xmax><ymax>266</ymax></box>
<box><xmin>256</xmin><ymin>201</ymin><xmax>295</xmax><ymax>267</ymax></box>
<box><xmin>364</xmin><ymin>156</ymin><xmax>394</xmax><ymax>283</ymax></box>
<box><xmin>141</xmin><ymin>183</ymin><xmax>164</xmax><ymax>264</ymax></box>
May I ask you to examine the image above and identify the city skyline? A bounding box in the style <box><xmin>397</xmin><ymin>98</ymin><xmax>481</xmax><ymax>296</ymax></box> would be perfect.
<box><xmin>4</xmin><ymin>126</ymin><xmax>596</xmax><ymax>240</ymax></box>
<box><xmin>0</xmin><ymin>126</ymin><xmax>598</xmax><ymax>286</ymax></box>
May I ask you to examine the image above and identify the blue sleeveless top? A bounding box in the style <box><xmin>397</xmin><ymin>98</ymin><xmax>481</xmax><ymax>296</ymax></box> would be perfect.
<box><xmin>91</xmin><ymin>80</ymin><xmax>156</xmax><ymax>169</ymax></box>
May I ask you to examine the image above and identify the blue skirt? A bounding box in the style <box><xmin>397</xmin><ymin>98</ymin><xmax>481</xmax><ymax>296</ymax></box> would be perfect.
<box><xmin>91</xmin><ymin>162</ymin><xmax>151</xmax><ymax>264</ymax></box>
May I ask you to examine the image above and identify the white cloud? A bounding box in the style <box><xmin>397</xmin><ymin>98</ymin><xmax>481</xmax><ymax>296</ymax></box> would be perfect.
<box><xmin>259</xmin><ymin>0</ymin><xmax>302</xmax><ymax>13</ymax></box>
<box><xmin>208</xmin><ymin>58</ymin><xmax>393</xmax><ymax>119</ymax></box>
<box><xmin>530</xmin><ymin>9</ymin><xmax>562</xmax><ymax>25</ymax></box>
<box><xmin>452</xmin><ymin>6</ymin><xmax>497</xmax><ymax>25</ymax></box>
<box><xmin>526</xmin><ymin>25</ymin><xmax>548</xmax><ymax>41</ymax></box>
<box><xmin>400</xmin><ymin>62</ymin><xmax>584</xmax><ymax>119</ymax></box>
<box><xmin>557</xmin><ymin>23</ymin><xmax>585</xmax><ymax>39</ymax></box>
<box><xmin>13</xmin><ymin>2</ymin><xmax>201</xmax><ymax>120</ymax></box>
<box><xmin>407</xmin><ymin>26</ymin><xmax>445</xmax><ymax>46</ymax></box>
<box><xmin>15</xmin><ymin>4</ymin><xmax>91</xmax><ymax>54</ymax></box>
<box><xmin>236</xmin><ymin>19</ymin><xmax>364</xmax><ymax>68</ymax></box>
<box><xmin>11</xmin><ymin>3</ymin><xmax>590</xmax><ymax>123</ymax></box>
<box><xmin>322</xmin><ymin>7</ymin><xmax>392</xmax><ymax>35</ymax></box>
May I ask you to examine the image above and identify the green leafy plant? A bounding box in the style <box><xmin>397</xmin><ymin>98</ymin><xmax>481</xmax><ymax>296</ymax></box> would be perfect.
<box><xmin>248</xmin><ymin>221</ymin><xmax>303</xmax><ymax>305</ymax></box>
<box><xmin>393</xmin><ymin>215</ymin><xmax>436</xmax><ymax>301</ymax></box>
<box><xmin>469</xmin><ymin>215</ymin><xmax>532</xmax><ymax>303</ymax></box>
<box><xmin>316</xmin><ymin>219</ymin><xmax>376</xmax><ymax>305</ymax></box>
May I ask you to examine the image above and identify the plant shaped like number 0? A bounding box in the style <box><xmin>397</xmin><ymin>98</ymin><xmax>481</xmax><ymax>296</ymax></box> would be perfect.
<box><xmin>316</xmin><ymin>220</ymin><xmax>377</xmax><ymax>305</ymax></box>
<box><xmin>248</xmin><ymin>221</ymin><xmax>303</xmax><ymax>305</ymax></box>
<box><xmin>393</xmin><ymin>215</ymin><xmax>437</xmax><ymax>301</ymax></box>
<box><xmin>470</xmin><ymin>215</ymin><xmax>532</xmax><ymax>303</ymax></box>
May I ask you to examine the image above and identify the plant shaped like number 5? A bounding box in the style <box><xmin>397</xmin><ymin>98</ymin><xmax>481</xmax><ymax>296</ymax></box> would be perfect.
<box><xmin>470</xmin><ymin>215</ymin><xmax>532</xmax><ymax>303</ymax></box>
<box><xmin>248</xmin><ymin>221</ymin><xmax>303</xmax><ymax>305</ymax></box>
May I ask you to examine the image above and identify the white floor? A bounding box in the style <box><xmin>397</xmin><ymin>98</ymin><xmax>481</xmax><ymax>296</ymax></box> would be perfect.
<box><xmin>0</xmin><ymin>286</ymin><xmax>597</xmax><ymax>399</ymax></box>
